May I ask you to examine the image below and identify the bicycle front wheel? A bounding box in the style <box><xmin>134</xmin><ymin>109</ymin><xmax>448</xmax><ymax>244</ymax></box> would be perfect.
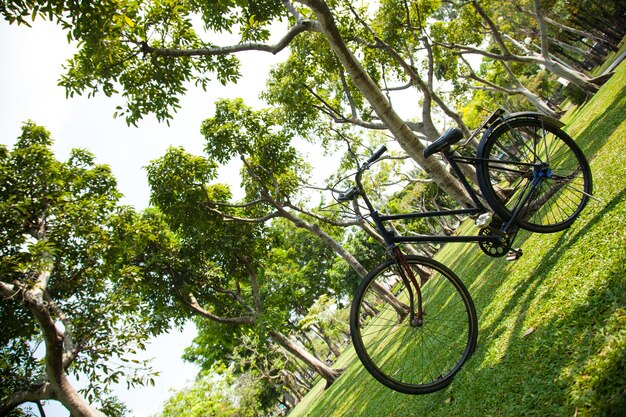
<box><xmin>477</xmin><ymin>118</ymin><xmax>592</xmax><ymax>233</ymax></box>
<box><xmin>350</xmin><ymin>255</ymin><xmax>478</xmax><ymax>394</ymax></box>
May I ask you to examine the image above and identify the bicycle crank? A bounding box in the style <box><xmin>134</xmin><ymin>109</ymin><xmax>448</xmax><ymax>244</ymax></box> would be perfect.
<box><xmin>478</xmin><ymin>227</ymin><xmax>513</xmax><ymax>257</ymax></box>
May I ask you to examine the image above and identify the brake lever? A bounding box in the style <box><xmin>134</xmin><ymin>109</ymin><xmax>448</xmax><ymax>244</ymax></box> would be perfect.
<box><xmin>337</xmin><ymin>186</ymin><xmax>359</xmax><ymax>202</ymax></box>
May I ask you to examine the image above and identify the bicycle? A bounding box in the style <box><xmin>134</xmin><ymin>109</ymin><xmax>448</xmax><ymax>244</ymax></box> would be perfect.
<box><xmin>335</xmin><ymin>108</ymin><xmax>593</xmax><ymax>394</ymax></box>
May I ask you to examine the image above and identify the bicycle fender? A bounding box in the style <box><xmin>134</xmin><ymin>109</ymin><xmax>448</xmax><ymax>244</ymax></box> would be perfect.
<box><xmin>501</xmin><ymin>111</ymin><xmax>565</xmax><ymax>128</ymax></box>
<box><xmin>479</xmin><ymin>111</ymin><xmax>565</xmax><ymax>144</ymax></box>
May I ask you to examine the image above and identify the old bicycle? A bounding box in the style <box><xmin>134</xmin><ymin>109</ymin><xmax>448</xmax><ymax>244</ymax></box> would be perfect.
<box><xmin>336</xmin><ymin>108</ymin><xmax>592</xmax><ymax>394</ymax></box>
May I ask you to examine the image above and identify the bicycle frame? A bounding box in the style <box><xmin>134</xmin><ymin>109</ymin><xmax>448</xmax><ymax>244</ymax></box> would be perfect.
<box><xmin>355</xmin><ymin>152</ymin><xmax>510</xmax><ymax>250</ymax></box>
<box><xmin>350</xmin><ymin>108</ymin><xmax>566</xmax><ymax>249</ymax></box>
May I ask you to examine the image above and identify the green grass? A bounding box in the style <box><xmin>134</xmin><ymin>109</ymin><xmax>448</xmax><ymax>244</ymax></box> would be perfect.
<box><xmin>288</xmin><ymin>60</ymin><xmax>626</xmax><ymax>417</ymax></box>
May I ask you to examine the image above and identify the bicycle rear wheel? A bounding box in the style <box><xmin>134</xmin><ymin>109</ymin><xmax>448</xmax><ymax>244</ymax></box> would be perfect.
<box><xmin>477</xmin><ymin>118</ymin><xmax>592</xmax><ymax>233</ymax></box>
<box><xmin>350</xmin><ymin>255</ymin><xmax>477</xmax><ymax>394</ymax></box>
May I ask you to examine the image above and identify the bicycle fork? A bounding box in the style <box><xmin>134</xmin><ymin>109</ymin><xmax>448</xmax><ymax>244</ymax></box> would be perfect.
<box><xmin>392</xmin><ymin>247</ymin><xmax>424</xmax><ymax>327</ymax></box>
<box><xmin>501</xmin><ymin>167</ymin><xmax>544</xmax><ymax>232</ymax></box>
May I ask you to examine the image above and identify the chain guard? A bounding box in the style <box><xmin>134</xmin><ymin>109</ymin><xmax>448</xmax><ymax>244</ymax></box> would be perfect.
<box><xmin>478</xmin><ymin>227</ymin><xmax>513</xmax><ymax>258</ymax></box>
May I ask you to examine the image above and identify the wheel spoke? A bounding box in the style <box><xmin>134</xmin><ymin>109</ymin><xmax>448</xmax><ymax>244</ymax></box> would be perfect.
<box><xmin>351</xmin><ymin>257</ymin><xmax>477</xmax><ymax>394</ymax></box>
<box><xmin>478</xmin><ymin>118</ymin><xmax>592</xmax><ymax>233</ymax></box>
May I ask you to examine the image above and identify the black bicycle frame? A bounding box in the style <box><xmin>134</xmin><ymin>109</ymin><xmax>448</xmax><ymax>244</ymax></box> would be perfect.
<box><xmin>355</xmin><ymin>151</ymin><xmax>510</xmax><ymax>250</ymax></box>
<box><xmin>352</xmin><ymin>148</ymin><xmax>513</xmax><ymax>328</ymax></box>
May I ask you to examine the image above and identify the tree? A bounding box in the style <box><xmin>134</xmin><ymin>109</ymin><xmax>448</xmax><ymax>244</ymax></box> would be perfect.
<box><xmin>191</xmin><ymin>97</ymin><xmax>410</xmax><ymax>315</ymax></box>
<box><xmin>433</xmin><ymin>0</ymin><xmax>613</xmax><ymax>95</ymax></box>
<box><xmin>119</xmin><ymin>199</ymin><xmax>344</xmax><ymax>386</ymax></box>
<box><xmin>2</xmin><ymin>0</ymin><xmax>620</xmax><ymax>206</ymax></box>
<box><xmin>197</xmin><ymin>98</ymin><xmax>370</xmax><ymax>279</ymax></box>
<box><xmin>184</xmin><ymin>326</ymin><xmax>313</xmax><ymax>413</ymax></box>
<box><xmin>0</xmin><ymin>0</ymin><xmax>485</xmax><ymax>207</ymax></box>
<box><xmin>299</xmin><ymin>294</ymin><xmax>350</xmax><ymax>360</ymax></box>
<box><xmin>0</xmin><ymin>123</ymin><xmax>164</xmax><ymax>417</ymax></box>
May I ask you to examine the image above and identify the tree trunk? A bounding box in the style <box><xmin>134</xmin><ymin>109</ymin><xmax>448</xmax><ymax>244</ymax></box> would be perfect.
<box><xmin>292</xmin><ymin>369</ymin><xmax>314</xmax><ymax>391</ymax></box>
<box><xmin>31</xmin><ymin>296</ymin><xmax>106</xmax><ymax>417</ymax></box>
<box><xmin>297</xmin><ymin>330</ymin><xmax>324</xmax><ymax>361</ymax></box>
<box><xmin>270</xmin><ymin>330</ymin><xmax>343</xmax><ymax>386</ymax></box>
<box><xmin>280</xmin><ymin>370</ymin><xmax>304</xmax><ymax>403</ymax></box>
<box><xmin>0</xmin><ymin>282</ymin><xmax>106</xmax><ymax>417</ymax></box>
<box><xmin>470</xmin><ymin>0</ymin><xmax>603</xmax><ymax>95</ymax></box>
<box><xmin>298</xmin><ymin>0</ymin><xmax>476</xmax><ymax>207</ymax></box>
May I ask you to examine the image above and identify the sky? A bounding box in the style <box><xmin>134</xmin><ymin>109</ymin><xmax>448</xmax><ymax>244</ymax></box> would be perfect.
<box><xmin>0</xmin><ymin>18</ymin><xmax>281</xmax><ymax>417</ymax></box>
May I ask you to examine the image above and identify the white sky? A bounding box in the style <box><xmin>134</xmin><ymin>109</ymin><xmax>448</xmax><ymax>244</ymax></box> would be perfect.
<box><xmin>0</xmin><ymin>19</ymin><xmax>280</xmax><ymax>417</ymax></box>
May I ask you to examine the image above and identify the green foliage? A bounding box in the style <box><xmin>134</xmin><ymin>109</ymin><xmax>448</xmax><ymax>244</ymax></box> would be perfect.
<box><xmin>328</xmin><ymin>231</ymin><xmax>386</xmax><ymax>299</ymax></box>
<box><xmin>262</xmin><ymin>4</ymin><xmax>383</xmax><ymax>140</ymax></box>
<box><xmin>142</xmin><ymin>106</ymin><xmax>346</xmax><ymax>397</ymax></box>
<box><xmin>162</xmin><ymin>365</ymin><xmax>277</xmax><ymax>417</ymax></box>
<box><xmin>0</xmin><ymin>122</ymin><xmax>163</xmax><ymax>415</ymax></box>
<box><xmin>2</xmin><ymin>0</ymin><xmax>278</xmax><ymax>125</ymax></box>
<box><xmin>178</xmin><ymin>216</ymin><xmax>340</xmax><ymax>366</ymax></box>
<box><xmin>266</xmin><ymin>219</ymin><xmax>337</xmax><ymax>303</ymax></box>
<box><xmin>201</xmin><ymin>98</ymin><xmax>305</xmax><ymax>202</ymax></box>
<box><xmin>4</xmin><ymin>0</ymin><xmax>623</xmax><ymax>129</ymax></box>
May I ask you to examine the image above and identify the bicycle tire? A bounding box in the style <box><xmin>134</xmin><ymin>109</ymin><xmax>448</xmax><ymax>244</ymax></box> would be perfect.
<box><xmin>477</xmin><ymin>118</ymin><xmax>592</xmax><ymax>233</ymax></box>
<box><xmin>350</xmin><ymin>255</ymin><xmax>478</xmax><ymax>394</ymax></box>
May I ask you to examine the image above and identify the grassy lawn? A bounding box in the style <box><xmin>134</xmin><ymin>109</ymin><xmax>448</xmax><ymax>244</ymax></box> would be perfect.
<box><xmin>288</xmin><ymin>60</ymin><xmax>626</xmax><ymax>417</ymax></box>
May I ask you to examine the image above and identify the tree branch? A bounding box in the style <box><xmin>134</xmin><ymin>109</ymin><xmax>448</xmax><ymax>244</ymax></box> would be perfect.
<box><xmin>339</xmin><ymin>67</ymin><xmax>358</xmax><ymax>118</ymax></box>
<box><xmin>144</xmin><ymin>19</ymin><xmax>319</xmax><ymax>58</ymax></box>
<box><xmin>283</xmin><ymin>201</ymin><xmax>361</xmax><ymax>227</ymax></box>
<box><xmin>471</xmin><ymin>1</ymin><xmax>511</xmax><ymax>56</ymax></box>
<box><xmin>44</xmin><ymin>295</ymin><xmax>80</xmax><ymax>370</ymax></box>
<box><xmin>184</xmin><ymin>292</ymin><xmax>256</xmax><ymax>325</ymax></box>
<box><xmin>204</xmin><ymin>197</ymin><xmax>267</xmax><ymax>209</ymax></box>
<box><xmin>240</xmin><ymin>256</ymin><xmax>263</xmax><ymax>315</ymax></box>
<box><xmin>0</xmin><ymin>386</ymin><xmax>51</xmax><ymax>416</ymax></box>
<box><xmin>532</xmin><ymin>0</ymin><xmax>551</xmax><ymax>59</ymax></box>
<box><xmin>196</xmin><ymin>184</ymin><xmax>281</xmax><ymax>223</ymax></box>
<box><xmin>0</xmin><ymin>280</ymin><xmax>19</xmax><ymax>299</ymax></box>
<box><xmin>516</xmin><ymin>4</ymin><xmax>607</xmax><ymax>46</ymax></box>
<box><xmin>212</xmin><ymin>285</ymin><xmax>256</xmax><ymax>314</ymax></box>
<box><xmin>459</xmin><ymin>55</ymin><xmax>520</xmax><ymax>95</ymax></box>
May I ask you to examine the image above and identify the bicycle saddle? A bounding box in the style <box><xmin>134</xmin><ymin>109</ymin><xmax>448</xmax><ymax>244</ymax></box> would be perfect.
<box><xmin>423</xmin><ymin>128</ymin><xmax>464</xmax><ymax>158</ymax></box>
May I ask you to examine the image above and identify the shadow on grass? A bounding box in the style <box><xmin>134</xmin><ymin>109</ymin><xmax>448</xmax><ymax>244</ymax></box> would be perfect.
<box><xmin>442</xmin><ymin>58</ymin><xmax>626</xmax><ymax>416</ymax></box>
<box><xmin>456</xmin><ymin>253</ymin><xmax>625</xmax><ymax>415</ymax></box>
<box><xmin>464</xmin><ymin>81</ymin><xmax>626</xmax><ymax>362</ymax></box>
<box><xmin>448</xmin><ymin>180</ymin><xmax>626</xmax><ymax>415</ymax></box>
<box><xmin>532</xmin><ymin>188</ymin><xmax>626</xmax><ymax>272</ymax></box>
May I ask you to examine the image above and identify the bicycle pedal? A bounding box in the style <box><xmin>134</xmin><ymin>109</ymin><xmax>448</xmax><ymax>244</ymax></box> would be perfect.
<box><xmin>475</xmin><ymin>212</ymin><xmax>493</xmax><ymax>229</ymax></box>
<box><xmin>506</xmin><ymin>249</ymin><xmax>523</xmax><ymax>261</ymax></box>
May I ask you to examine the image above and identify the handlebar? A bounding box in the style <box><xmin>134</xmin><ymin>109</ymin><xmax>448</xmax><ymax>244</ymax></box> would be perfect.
<box><xmin>365</xmin><ymin>145</ymin><xmax>387</xmax><ymax>165</ymax></box>
<box><xmin>336</xmin><ymin>186</ymin><xmax>359</xmax><ymax>202</ymax></box>
<box><xmin>336</xmin><ymin>146</ymin><xmax>388</xmax><ymax>203</ymax></box>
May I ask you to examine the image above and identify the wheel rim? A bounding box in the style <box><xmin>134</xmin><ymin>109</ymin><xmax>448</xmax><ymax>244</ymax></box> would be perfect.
<box><xmin>481</xmin><ymin>120</ymin><xmax>591</xmax><ymax>232</ymax></box>
<box><xmin>352</xmin><ymin>258</ymin><xmax>476</xmax><ymax>392</ymax></box>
